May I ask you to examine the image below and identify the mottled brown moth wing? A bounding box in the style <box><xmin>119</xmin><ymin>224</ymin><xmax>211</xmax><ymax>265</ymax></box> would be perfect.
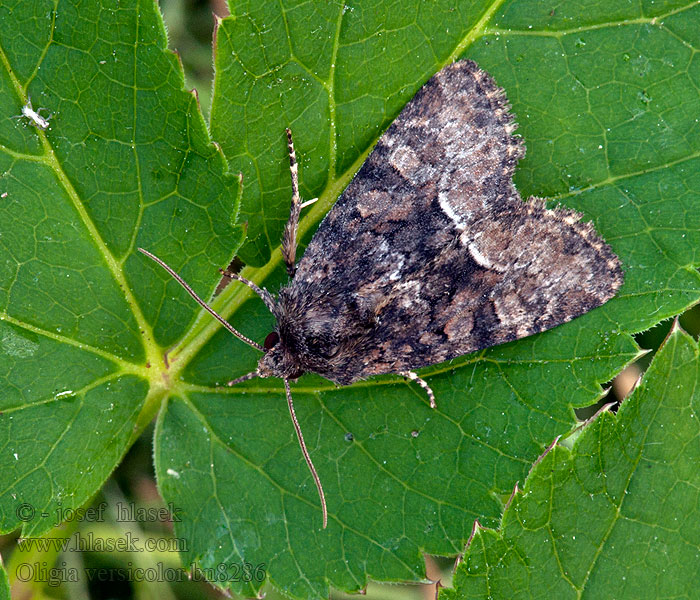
<box><xmin>280</xmin><ymin>60</ymin><xmax>623</xmax><ymax>385</ymax></box>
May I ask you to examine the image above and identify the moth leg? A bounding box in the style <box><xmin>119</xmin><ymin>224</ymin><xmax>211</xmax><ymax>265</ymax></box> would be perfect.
<box><xmin>226</xmin><ymin>370</ymin><xmax>260</xmax><ymax>386</ymax></box>
<box><xmin>282</xmin><ymin>128</ymin><xmax>301</xmax><ymax>278</ymax></box>
<box><xmin>401</xmin><ymin>371</ymin><xmax>436</xmax><ymax>409</ymax></box>
<box><xmin>219</xmin><ymin>268</ymin><xmax>276</xmax><ymax>313</ymax></box>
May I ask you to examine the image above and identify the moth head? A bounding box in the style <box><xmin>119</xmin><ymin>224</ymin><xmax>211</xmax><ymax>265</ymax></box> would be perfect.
<box><xmin>257</xmin><ymin>329</ymin><xmax>306</xmax><ymax>380</ymax></box>
<box><xmin>257</xmin><ymin>308</ymin><xmax>342</xmax><ymax>380</ymax></box>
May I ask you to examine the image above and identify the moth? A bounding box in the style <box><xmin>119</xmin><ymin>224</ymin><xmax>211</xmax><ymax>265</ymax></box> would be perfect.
<box><xmin>140</xmin><ymin>59</ymin><xmax>623</xmax><ymax>529</ymax></box>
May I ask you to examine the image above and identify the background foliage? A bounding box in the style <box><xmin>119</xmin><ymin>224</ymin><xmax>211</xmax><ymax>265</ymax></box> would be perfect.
<box><xmin>445</xmin><ymin>323</ymin><xmax>700</xmax><ymax>599</ymax></box>
<box><xmin>0</xmin><ymin>0</ymin><xmax>699</xmax><ymax>598</ymax></box>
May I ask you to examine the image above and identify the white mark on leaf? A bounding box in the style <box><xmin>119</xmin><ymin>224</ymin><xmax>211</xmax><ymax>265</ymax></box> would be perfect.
<box><xmin>1</xmin><ymin>330</ymin><xmax>39</xmax><ymax>357</ymax></box>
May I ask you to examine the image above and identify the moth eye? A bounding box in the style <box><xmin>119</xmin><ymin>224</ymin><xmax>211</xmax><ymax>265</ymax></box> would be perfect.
<box><xmin>264</xmin><ymin>331</ymin><xmax>280</xmax><ymax>351</ymax></box>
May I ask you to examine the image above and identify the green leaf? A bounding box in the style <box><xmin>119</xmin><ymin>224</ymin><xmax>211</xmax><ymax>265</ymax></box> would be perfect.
<box><xmin>1</xmin><ymin>0</ymin><xmax>699</xmax><ymax>598</ymax></box>
<box><xmin>0</xmin><ymin>0</ymin><xmax>242</xmax><ymax>538</ymax></box>
<box><xmin>0</xmin><ymin>562</ymin><xmax>8</xmax><ymax>600</ymax></box>
<box><xmin>443</xmin><ymin>321</ymin><xmax>700</xmax><ymax>599</ymax></box>
<box><xmin>158</xmin><ymin>0</ymin><xmax>699</xmax><ymax>597</ymax></box>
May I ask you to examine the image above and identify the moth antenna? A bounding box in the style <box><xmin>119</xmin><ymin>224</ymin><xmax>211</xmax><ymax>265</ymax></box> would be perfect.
<box><xmin>138</xmin><ymin>248</ymin><xmax>264</xmax><ymax>352</ymax></box>
<box><xmin>401</xmin><ymin>371</ymin><xmax>436</xmax><ymax>408</ymax></box>
<box><xmin>282</xmin><ymin>128</ymin><xmax>301</xmax><ymax>279</ymax></box>
<box><xmin>226</xmin><ymin>370</ymin><xmax>260</xmax><ymax>386</ymax></box>
<box><xmin>219</xmin><ymin>269</ymin><xmax>276</xmax><ymax>313</ymax></box>
<box><xmin>284</xmin><ymin>379</ymin><xmax>328</xmax><ymax>529</ymax></box>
